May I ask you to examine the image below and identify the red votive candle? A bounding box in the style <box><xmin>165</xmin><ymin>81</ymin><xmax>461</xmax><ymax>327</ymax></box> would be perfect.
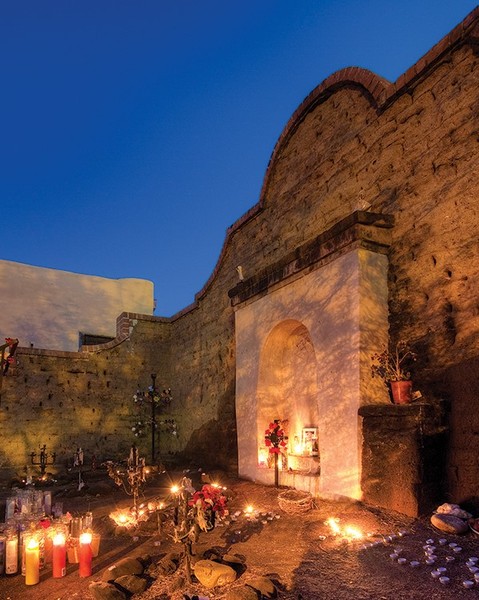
<box><xmin>78</xmin><ymin>532</ymin><xmax>92</xmax><ymax>577</ymax></box>
<box><xmin>52</xmin><ymin>533</ymin><xmax>66</xmax><ymax>578</ymax></box>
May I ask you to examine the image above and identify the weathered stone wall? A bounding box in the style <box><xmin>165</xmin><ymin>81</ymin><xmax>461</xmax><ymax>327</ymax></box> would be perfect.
<box><xmin>2</xmin><ymin>10</ymin><xmax>479</xmax><ymax>511</ymax></box>
<box><xmin>0</xmin><ymin>315</ymin><xmax>172</xmax><ymax>477</ymax></box>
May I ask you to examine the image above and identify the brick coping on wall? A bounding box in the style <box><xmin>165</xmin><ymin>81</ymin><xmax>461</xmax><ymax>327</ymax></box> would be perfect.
<box><xmin>15</xmin><ymin>312</ymin><xmax>170</xmax><ymax>358</ymax></box>
<box><xmin>164</xmin><ymin>7</ymin><xmax>479</xmax><ymax>321</ymax></box>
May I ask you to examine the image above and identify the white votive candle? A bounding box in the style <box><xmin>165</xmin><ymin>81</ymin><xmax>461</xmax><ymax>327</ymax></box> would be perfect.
<box><xmin>397</xmin><ymin>558</ymin><xmax>407</xmax><ymax>565</ymax></box>
<box><xmin>453</xmin><ymin>546</ymin><xmax>463</xmax><ymax>553</ymax></box>
<box><xmin>445</xmin><ymin>556</ymin><xmax>455</xmax><ymax>562</ymax></box>
<box><xmin>431</xmin><ymin>570</ymin><xmax>441</xmax><ymax>579</ymax></box>
<box><xmin>439</xmin><ymin>576</ymin><xmax>450</xmax><ymax>585</ymax></box>
<box><xmin>426</xmin><ymin>558</ymin><xmax>436</xmax><ymax>565</ymax></box>
<box><xmin>469</xmin><ymin>557</ymin><xmax>479</xmax><ymax>563</ymax></box>
<box><xmin>469</xmin><ymin>566</ymin><xmax>479</xmax><ymax>574</ymax></box>
<box><xmin>463</xmin><ymin>580</ymin><xmax>475</xmax><ymax>589</ymax></box>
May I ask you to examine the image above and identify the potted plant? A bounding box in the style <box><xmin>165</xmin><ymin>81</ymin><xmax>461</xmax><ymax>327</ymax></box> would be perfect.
<box><xmin>371</xmin><ymin>341</ymin><xmax>417</xmax><ymax>404</ymax></box>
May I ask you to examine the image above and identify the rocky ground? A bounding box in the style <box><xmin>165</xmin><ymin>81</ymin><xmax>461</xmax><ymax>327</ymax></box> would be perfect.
<box><xmin>1</xmin><ymin>468</ymin><xmax>479</xmax><ymax>599</ymax></box>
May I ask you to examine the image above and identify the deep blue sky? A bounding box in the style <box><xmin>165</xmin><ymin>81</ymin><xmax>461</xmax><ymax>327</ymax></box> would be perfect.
<box><xmin>2</xmin><ymin>1</ymin><xmax>477</xmax><ymax>316</ymax></box>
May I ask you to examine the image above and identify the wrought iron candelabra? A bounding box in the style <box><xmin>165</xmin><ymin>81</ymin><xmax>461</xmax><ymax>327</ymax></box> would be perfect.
<box><xmin>30</xmin><ymin>444</ymin><xmax>56</xmax><ymax>476</ymax></box>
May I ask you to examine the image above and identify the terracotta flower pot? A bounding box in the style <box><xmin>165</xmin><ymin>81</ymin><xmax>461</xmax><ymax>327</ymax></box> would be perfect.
<box><xmin>390</xmin><ymin>380</ymin><xmax>413</xmax><ymax>404</ymax></box>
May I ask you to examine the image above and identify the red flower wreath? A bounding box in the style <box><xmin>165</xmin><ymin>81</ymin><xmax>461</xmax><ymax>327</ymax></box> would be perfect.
<box><xmin>264</xmin><ymin>419</ymin><xmax>287</xmax><ymax>454</ymax></box>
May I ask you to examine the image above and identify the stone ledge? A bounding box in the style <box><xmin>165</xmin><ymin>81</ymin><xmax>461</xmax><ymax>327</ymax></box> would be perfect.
<box><xmin>229</xmin><ymin>211</ymin><xmax>393</xmax><ymax>306</ymax></box>
<box><xmin>358</xmin><ymin>402</ymin><xmax>433</xmax><ymax>418</ymax></box>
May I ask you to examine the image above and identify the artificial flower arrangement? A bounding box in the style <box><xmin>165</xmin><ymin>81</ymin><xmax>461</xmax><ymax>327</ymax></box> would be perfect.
<box><xmin>265</xmin><ymin>419</ymin><xmax>287</xmax><ymax>454</ymax></box>
<box><xmin>189</xmin><ymin>483</ymin><xmax>228</xmax><ymax>532</ymax></box>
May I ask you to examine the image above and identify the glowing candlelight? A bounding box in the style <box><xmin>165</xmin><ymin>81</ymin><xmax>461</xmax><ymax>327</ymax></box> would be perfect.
<box><xmin>325</xmin><ymin>517</ymin><xmax>341</xmax><ymax>535</ymax></box>
<box><xmin>170</xmin><ymin>484</ymin><xmax>179</xmax><ymax>494</ymax></box>
<box><xmin>244</xmin><ymin>505</ymin><xmax>254</xmax><ymax>516</ymax></box>
<box><xmin>25</xmin><ymin>538</ymin><xmax>40</xmax><ymax>585</ymax></box>
<box><xmin>52</xmin><ymin>533</ymin><xmax>66</xmax><ymax>578</ymax></box>
<box><xmin>78</xmin><ymin>532</ymin><xmax>93</xmax><ymax>577</ymax></box>
<box><xmin>343</xmin><ymin>525</ymin><xmax>363</xmax><ymax>540</ymax></box>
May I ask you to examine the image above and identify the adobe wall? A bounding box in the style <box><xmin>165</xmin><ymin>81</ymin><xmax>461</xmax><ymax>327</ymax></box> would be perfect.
<box><xmin>0</xmin><ymin>315</ymin><xmax>173</xmax><ymax>478</ymax></box>
<box><xmin>2</xmin><ymin>10</ymin><xmax>479</xmax><ymax>510</ymax></box>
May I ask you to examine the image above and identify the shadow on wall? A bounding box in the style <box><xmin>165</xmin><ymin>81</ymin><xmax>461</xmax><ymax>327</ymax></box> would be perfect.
<box><xmin>179</xmin><ymin>378</ymin><xmax>238</xmax><ymax>472</ymax></box>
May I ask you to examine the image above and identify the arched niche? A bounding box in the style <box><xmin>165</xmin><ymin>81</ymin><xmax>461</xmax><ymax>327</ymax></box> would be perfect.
<box><xmin>257</xmin><ymin>320</ymin><xmax>319</xmax><ymax>461</ymax></box>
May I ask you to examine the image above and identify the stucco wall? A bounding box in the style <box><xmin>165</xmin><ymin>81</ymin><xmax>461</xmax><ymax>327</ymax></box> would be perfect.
<box><xmin>235</xmin><ymin>248</ymin><xmax>389</xmax><ymax>500</ymax></box>
<box><xmin>0</xmin><ymin>259</ymin><xmax>154</xmax><ymax>351</ymax></box>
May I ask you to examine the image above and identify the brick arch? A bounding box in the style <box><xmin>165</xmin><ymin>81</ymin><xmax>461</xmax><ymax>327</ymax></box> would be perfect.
<box><xmin>258</xmin><ymin>67</ymin><xmax>391</xmax><ymax>207</ymax></box>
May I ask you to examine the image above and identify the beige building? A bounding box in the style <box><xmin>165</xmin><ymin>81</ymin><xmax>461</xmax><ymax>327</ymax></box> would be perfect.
<box><xmin>0</xmin><ymin>259</ymin><xmax>154</xmax><ymax>351</ymax></box>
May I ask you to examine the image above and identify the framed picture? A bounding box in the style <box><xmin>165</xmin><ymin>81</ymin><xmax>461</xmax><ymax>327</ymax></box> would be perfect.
<box><xmin>302</xmin><ymin>427</ymin><xmax>318</xmax><ymax>456</ymax></box>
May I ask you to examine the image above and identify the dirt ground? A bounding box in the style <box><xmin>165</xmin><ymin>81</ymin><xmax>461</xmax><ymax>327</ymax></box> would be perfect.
<box><xmin>1</xmin><ymin>469</ymin><xmax>479</xmax><ymax>600</ymax></box>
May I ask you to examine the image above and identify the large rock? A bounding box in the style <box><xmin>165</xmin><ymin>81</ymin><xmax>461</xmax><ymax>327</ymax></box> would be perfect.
<box><xmin>193</xmin><ymin>559</ymin><xmax>237</xmax><ymax>588</ymax></box>
<box><xmin>431</xmin><ymin>512</ymin><xmax>469</xmax><ymax>534</ymax></box>
<box><xmin>89</xmin><ymin>582</ymin><xmax>128</xmax><ymax>600</ymax></box>
<box><xmin>102</xmin><ymin>557</ymin><xmax>145</xmax><ymax>581</ymax></box>
<box><xmin>246</xmin><ymin>576</ymin><xmax>277</xmax><ymax>598</ymax></box>
<box><xmin>224</xmin><ymin>586</ymin><xmax>259</xmax><ymax>600</ymax></box>
<box><xmin>115</xmin><ymin>574</ymin><xmax>148</xmax><ymax>594</ymax></box>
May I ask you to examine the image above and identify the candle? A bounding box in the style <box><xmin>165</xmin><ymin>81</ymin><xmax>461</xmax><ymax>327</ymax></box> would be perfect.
<box><xmin>0</xmin><ymin>535</ymin><xmax>5</xmax><ymax>575</ymax></box>
<box><xmin>52</xmin><ymin>533</ymin><xmax>66</xmax><ymax>578</ymax></box>
<box><xmin>25</xmin><ymin>537</ymin><xmax>40</xmax><ymax>585</ymax></box>
<box><xmin>78</xmin><ymin>532</ymin><xmax>93</xmax><ymax>577</ymax></box>
<box><xmin>5</xmin><ymin>532</ymin><xmax>18</xmax><ymax>575</ymax></box>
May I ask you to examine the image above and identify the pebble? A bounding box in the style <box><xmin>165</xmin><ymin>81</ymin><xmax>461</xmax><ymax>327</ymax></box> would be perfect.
<box><xmin>410</xmin><ymin>561</ymin><xmax>420</xmax><ymax>567</ymax></box>
<box><xmin>389</xmin><ymin>553</ymin><xmax>399</xmax><ymax>561</ymax></box>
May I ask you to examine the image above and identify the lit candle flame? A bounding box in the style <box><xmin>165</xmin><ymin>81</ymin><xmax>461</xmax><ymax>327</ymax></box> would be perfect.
<box><xmin>26</xmin><ymin>537</ymin><xmax>39</xmax><ymax>550</ymax></box>
<box><xmin>170</xmin><ymin>484</ymin><xmax>179</xmax><ymax>494</ymax></box>
<box><xmin>80</xmin><ymin>532</ymin><xmax>92</xmax><ymax>545</ymax></box>
<box><xmin>245</xmin><ymin>505</ymin><xmax>254</xmax><ymax>514</ymax></box>
<box><xmin>53</xmin><ymin>533</ymin><xmax>66</xmax><ymax>546</ymax></box>
<box><xmin>325</xmin><ymin>517</ymin><xmax>363</xmax><ymax>540</ymax></box>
